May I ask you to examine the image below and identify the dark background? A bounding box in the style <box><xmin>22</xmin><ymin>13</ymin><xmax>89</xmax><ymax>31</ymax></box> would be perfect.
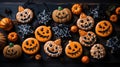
<box><xmin>0</xmin><ymin>0</ymin><xmax>120</xmax><ymax>67</ymax></box>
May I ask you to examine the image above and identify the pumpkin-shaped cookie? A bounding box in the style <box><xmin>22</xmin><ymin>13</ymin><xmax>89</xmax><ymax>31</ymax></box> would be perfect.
<box><xmin>8</xmin><ymin>32</ymin><xmax>18</xmax><ymax>42</ymax></box>
<box><xmin>79</xmin><ymin>30</ymin><xmax>96</xmax><ymax>47</ymax></box>
<box><xmin>77</xmin><ymin>13</ymin><xmax>94</xmax><ymax>30</ymax></box>
<box><xmin>65</xmin><ymin>40</ymin><xmax>82</xmax><ymax>58</ymax></box>
<box><xmin>44</xmin><ymin>39</ymin><xmax>62</xmax><ymax>57</ymax></box>
<box><xmin>95</xmin><ymin>20</ymin><xmax>113</xmax><ymax>37</ymax></box>
<box><xmin>3</xmin><ymin>43</ymin><xmax>22</xmax><ymax>59</ymax></box>
<box><xmin>35</xmin><ymin>26</ymin><xmax>52</xmax><ymax>42</ymax></box>
<box><xmin>0</xmin><ymin>18</ymin><xmax>13</xmax><ymax>31</ymax></box>
<box><xmin>52</xmin><ymin>6</ymin><xmax>72</xmax><ymax>23</ymax></box>
<box><xmin>16</xmin><ymin>6</ymin><xmax>33</xmax><ymax>23</ymax></box>
<box><xmin>0</xmin><ymin>32</ymin><xmax>6</xmax><ymax>50</ymax></box>
<box><xmin>22</xmin><ymin>38</ymin><xmax>40</xmax><ymax>55</ymax></box>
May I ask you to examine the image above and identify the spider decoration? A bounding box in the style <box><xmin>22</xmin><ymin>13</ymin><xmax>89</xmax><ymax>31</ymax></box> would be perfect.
<box><xmin>17</xmin><ymin>24</ymin><xmax>34</xmax><ymax>39</ymax></box>
<box><xmin>37</xmin><ymin>10</ymin><xmax>51</xmax><ymax>25</ymax></box>
<box><xmin>106</xmin><ymin>36</ymin><xmax>120</xmax><ymax>54</ymax></box>
<box><xmin>52</xmin><ymin>24</ymin><xmax>71</xmax><ymax>38</ymax></box>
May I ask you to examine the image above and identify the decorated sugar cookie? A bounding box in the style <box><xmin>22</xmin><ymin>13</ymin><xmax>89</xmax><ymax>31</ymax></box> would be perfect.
<box><xmin>35</xmin><ymin>26</ymin><xmax>52</xmax><ymax>42</ymax></box>
<box><xmin>22</xmin><ymin>38</ymin><xmax>40</xmax><ymax>55</ymax></box>
<box><xmin>65</xmin><ymin>40</ymin><xmax>82</xmax><ymax>58</ymax></box>
<box><xmin>16</xmin><ymin>6</ymin><xmax>33</xmax><ymax>23</ymax></box>
<box><xmin>95</xmin><ymin>20</ymin><xmax>113</xmax><ymax>37</ymax></box>
<box><xmin>77</xmin><ymin>13</ymin><xmax>94</xmax><ymax>30</ymax></box>
<box><xmin>44</xmin><ymin>39</ymin><xmax>62</xmax><ymax>57</ymax></box>
<box><xmin>79</xmin><ymin>30</ymin><xmax>96</xmax><ymax>47</ymax></box>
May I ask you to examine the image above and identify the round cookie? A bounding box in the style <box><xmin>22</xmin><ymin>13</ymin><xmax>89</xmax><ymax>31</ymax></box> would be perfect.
<box><xmin>8</xmin><ymin>32</ymin><xmax>18</xmax><ymax>42</ymax></box>
<box><xmin>22</xmin><ymin>38</ymin><xmax>40</xmax><ymax>55</ymax></box>
<box><xmin>90</xmin><ymin>44</ymin><xmax>106</xmax><ymax>59</ymax></box>
<box><xmin>95</xmin><ymin>20</ymin><xmax>113</xmax><ymax>37</ymax></box>
<box><xmin>44</xmin><ymin>39</ymin><xmax>62</xmax><ymax>57</ymax></box>
<box><xmin>65</xmin><ymin>40</ymin><xmax>82</xmax><ymax>58</ymax></box>
<box><xmin>77</xmin><ymin>13</ymin><xmax>94</xmax><ymax>30</ymax></box>
<box><xmin>71</xmin><ymin>4</ymin><xmax>82</xmax><ymax>15</ymax></box>
<box><xmin>52</xmin><ymin>6</ymin><xmax>72</xmax><ymax>23</ymax></box>
<box><xmin>79</xmin><ymin>30</ymin><xmax>96</xmax><ymax>47</ymax></box>
<box><xmin>115</xmin><ymin>7</ymin><xmax>120</xmax><ymax>15</ymax></box>
<box><xmin>35</xmin><ymin>26</ymin><xmax>52</xmax><ymax>42</ymax></box>
<box><xmin>16</xmin><ymin>6</ymin><xmax>33</xmax><ymax>23</ymax></box>
<box><xmin>3</xmin><ymin>43</ymin><xmax>22</xmax><ymax>59</ymax></box>
<box><xmin>110</xmin><ymin>14</ymin><xmax>118</xmax><ymax>22</ymax></box>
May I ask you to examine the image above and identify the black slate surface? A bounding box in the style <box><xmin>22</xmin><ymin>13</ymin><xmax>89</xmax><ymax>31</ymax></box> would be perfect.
<box><xmin>0</xmin><ymin>0</ymin><xmax>120</xmax><ymax>67</ymax></box>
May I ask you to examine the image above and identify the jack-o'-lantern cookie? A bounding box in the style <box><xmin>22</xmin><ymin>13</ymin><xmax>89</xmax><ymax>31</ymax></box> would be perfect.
<box><xmin>44</xmin><ymin>39</ymin><xmax>62</xmax><ymax>57</ymax></box>
<box><xmin>95</xmin><ymin>20</ymin><xmax>113</xmax><ymax>37</ymax></box>
<box><xmin>65</xmin><ymin>40</ymin><xmax>82</xmax><ymax>58</ymax></box>
<box><xmin>90</xmin><ymin>44</ymin><xmax>106</xmax><ymax>59</ymax></box>
<box><xmin>79</xmin><ymin>30</ymin><xmax>96</xmax><ymax>47</ymax></box>
<box><xmin>3</xmin><ymin>43</ymin><xmax>22</xmax><ymax>59</ymax></box>
<box><xmin>16</xmin><ymin>6</ymin><xmax>33</xmax><ymax>23</ymax></box>
<box><xmin>77</xmin><ymin>13</ymin><xmax>94</xmax><ymax>30</ymax></box>
<box><xmin>52</xmin><ymin>6</ymin><xmax>72</xmax><ymax>23</ymax></box>
<box><xmin>22</xmin><ymin>38</ymin><xmax>40</xmax><ymax>55</ymax></box>
<box><xmin>35</xmin><ymin>26</ymin><xmax>52</xmax><ymax>42</ymax></box>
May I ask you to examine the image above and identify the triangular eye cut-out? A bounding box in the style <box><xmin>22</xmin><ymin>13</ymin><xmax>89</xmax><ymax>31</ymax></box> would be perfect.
<box><xmin>18</xmin><ymin>6</ymin><xmax>25</xmax><ymax>12</ymax></box>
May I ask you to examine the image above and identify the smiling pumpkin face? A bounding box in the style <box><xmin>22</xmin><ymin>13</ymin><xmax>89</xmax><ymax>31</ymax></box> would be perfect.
<box><xmin>35</xmin><ymin>26</ymin><xmax>52</xmax><ymax>42</ymax></box>
<box><xmin>79</xmin><ymin>30</ymin><xmax>96</xmax><ymax>47</ymax></box>
<box><xmin>44</xmin><ymin>39</ymin><xmax>62</xmax><ymax>57</ymax></box>
<box><xmin>16</xmin><ymin>6</ymin><xmax>33</xmax><ymax>23</ymax></box>
<box><xmin>52</xmin><ymin>6</ymin><xmax>72</xmax><ymax>23</ymax></box>
<box><xmin>77</xmin><ymin>13</ymin><xmax>94</xmax><ymax>30</ymax></box>
<box><xmin>22</xmin><ymin>38</ymin><xmax>40</xmax><ymax>55</ymax></box>
<box><xmin>95</xmin><ymin>20</ymin><xmax>113</xmax><ymax>37</ymax></box>
<box><xmin>65</xmin><ymin>41</ymin><xmax>82</xmax><ymax>58</ymax></box>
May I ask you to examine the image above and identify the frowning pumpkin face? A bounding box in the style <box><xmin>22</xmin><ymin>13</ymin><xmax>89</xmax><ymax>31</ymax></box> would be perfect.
<box><xmin>65</xmin><ymin>41</ymin><xmax>82</xmax><ymax>58</ymax></box>
<box><xmin>44</xmin><ymin>39</ymin><xmax>62</xmax><ymax>57</ymax></box>
<box><xmin>35</xmin><ymin>26</ymin><xmax>52</xmax><ymax>42</ymax></box>
<box><xmin>22</xmin><ymin>38</ymin><xmax>40</xmax><ymax>55</ymax></box>
<box><xmin>95</xmin><ymin>20</ymin><xmax>113</xmax><ymax>37</ymax></box>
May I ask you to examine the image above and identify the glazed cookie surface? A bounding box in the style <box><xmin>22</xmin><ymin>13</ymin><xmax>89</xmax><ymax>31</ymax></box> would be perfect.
<box><xmin>79</xmin><ymin>30</ymin><xmax>96</xmax><ymax>47</ymax></box>
<box><xmin>71</xmin><ymin>4</ymin><xmax>82</xmax><ymax>15</ymax></box>
<box><xmin>0</xmin><ymin>32</ymin><xmax>6</xmax><ymax>50</ymax></box>
<box><xmin>90</xmin><ymin>44</ymin><xmax>106</xmax><ymax>59</ymax></box>
<box><xmin>115</xmin><ymin>7</ymin><xmax>120</xmax><ymax>15</ymax></box>
<box><xmin>95</xmin><ymin>20</ymin><xmax>113</xmax><ymax>37</ymax></box>
<box><xmin>22</xmin><ymin>38</ymin><xmax>40</xmax><ymax>55</ymax></box>
<box><xmin>65</xmin><ymin>40</ymin><xmax>82</xmax><ymax>58</ymax></box>
<box><xmin>35</xmin><ymin>26</ymin><xmax>52</xmax><ymax>42</ymax></box>
<box><xmin>44</xmin><ymin>39</ymin><xmax>62</xmax><ymax>57</ymax></box>
<box><xmin>8</xmin><ymin>32</ymin><xmax>18</xmax><ymax>42</ymax></box>
<box><xmin>52</xmin><ymin>6</ymin><xmax>72</xmax><ymax>23</ymax></box>
<box><xmin>77</xmin><ymin>13</ymin><xmax>94</xmax><ymax>30</ymax></box>
<box><xmin>16</xmin><ymin>6</ymin><xmax>33</xmax><ymax>23</ymax></box>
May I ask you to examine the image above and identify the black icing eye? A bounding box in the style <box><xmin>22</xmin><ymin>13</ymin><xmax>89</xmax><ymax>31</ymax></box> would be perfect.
<box><xmin>88</xmin><ymin>33</ymin><xmax>91</xmax><ymax>36</ymax></box>
<box><xmin>58</xmin><ymin>13</ymin><xmax>61</xmax><ymax>15</ymax></box>
<box><xmin>49</xmin><ymin>44</ymin><xmax>52</xmax><ymax>47</ymax></box>
<box><xmin>99</xmin><ymin>25</ymin><xmax>102</xmax><ymax>28</ymax></box>
<box><xmin>26</xmin><ymin>41</ymin><xmax>29</xmax><ymax>45</ymax></box>
<box><xmin>32</xmin><ymin>40</ymin><xmax>34</xmax><ymax>44</ymax></box>
<box><xmin>46</xmin><ymin>30</ymin><xmax>49</xmax><ymax>33</ymax></box>
<box><xmin>104</xmin><ymin>22</ymin><xmax>107</xmax><ymax>26</ymax></box>
<box><xmin>20</xmin><ymin>14</ymin><xmax>23</xmax><ymax>16</ymax></box>
<box><xmin>56</xmin><ymin>47</ymin><xmax>58</xmax><ymax>49</ymax></box>
<box><xmin>74</xmin><ymin>45</ymin><xmax>77</xmax><ymax>48</ymax></box>
<box><xmin>87</xmin><ymin>18</ymin><xmax>90</xmax><ymax>21</ymax></box>
<box><xmin>12</xmin><ymin>49</ymin><xmax>14</xmax><ymax>52</ymax></box>
<box><xmin>80</xmin><ymin>20</ymin><xmax>83</xmax><ymax>23</ymax></box>
<box><xmin>84</xmin><ymin>37</ymin><xmax>86</xmax><ymax>39</ymax></box>
<box><xmin>8</xmin><ymin>50</ymin><xmax>10</xmax><ymax>52</ymax></box>
<box><xmin>25</xmin><ymin>12</ymin><xmax>27</xmax><ymax>14</ymax></box>
<box><xmin>41</xmin><ymin>28</ymin><xmax>43</xmax><ymax>31</ymax></box>
<box><xmin>68</xmin><ymin>46</ymin><xmax>71</xmax><ymax>49</ymax></box>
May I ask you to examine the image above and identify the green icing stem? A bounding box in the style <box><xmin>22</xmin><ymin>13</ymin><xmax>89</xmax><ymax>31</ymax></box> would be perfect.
<box><xmin>9</xmin><ymin>43</ymin><xmax>14</xmax><ymax>47</ymax></box>
<box><xmin>58</xmin><ymin>6</ymin><xmax>63</xmax><ymax>10</ymax></box>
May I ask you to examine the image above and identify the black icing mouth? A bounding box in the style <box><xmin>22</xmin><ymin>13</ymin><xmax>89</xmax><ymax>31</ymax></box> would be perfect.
<box><xmin>24</xmin><ymin>44</ymin><xmax>37</xmax><ymax>51</ymax></box>
<box><xmin>68</xmin><ymin>48</ymin><xmax>80</xmax><ymax>56</ymax></box>
<box><xmin>98</xmin><ymin>26</ymin><xmax>110</xmax><ymax>34</ymax></box>
<box><xmin>47</xmin><ymin>48</ymin><xmax>58</xmax><ymax>54</ymax></box>
<box><xmin>6</xmin><ymin>51</ymin><xmax>17</xmax><ymax>56</ymax></box>
<box><xmin>84</xmin><ymin>37</ymin><xmax>96</xmax><ymax>44</ymax></box>
<box><xmin>21</xmin><ymin>15</ymin><xmax>30</xmax><ymax>21</ymax></box>
<box><xmin>56</xmin><ymin>14</ymin><xmax>68</xmax><ymax>19</ymax></box>
<box><xmin>37</xmin><ymin>31</ymin><xmax>49</xmax><ymax>38</ymax></box>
